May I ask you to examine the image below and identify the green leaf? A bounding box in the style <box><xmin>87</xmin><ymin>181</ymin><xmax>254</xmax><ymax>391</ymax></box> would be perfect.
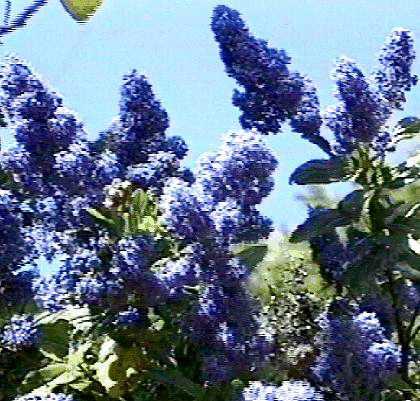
<box><xmin>67</xmin><ymin>341</ymin><xmax>92</xmax><ymax>367</ymax></box>
<box><xmin>290</xmin><ymin>209</ymin><xmax>351</xmax><ymax>242</ymax></box>
<box><xmin>60</xmin><ymin>0</ymin><xmax>103</xmax><ymax>22</ymax></box>
<box><xmin>95</xmin><ymin>337</ymin><xmax>144</xmax><ymax>397</ymax></box>
<box><xmin>233</xmin><ymin>243</ymin><xmax>268</xmax><ymax>269</ymax></box>
<box><xmin>36</xmin><ymin>307</ymin><xmax>91</xmax><ymax>328</ymax></box>
<box><xmin>148</xmin><ymin>368</ymin><xmax>205</xmax><ymax>399</ymax></box>
<box><xmin>289</xmin><ymin>157</ymin><xmax>349</xmax><ymax>185</ymax></box>
<box><xmin>395</xmin><ymin>116</ymin><xmax>420</xmax><ymax>139</ymax></box>
<box><xmin>87</xmin><ymin>208</ymin><xmax>120</xmax><ymax>232</ymax></box>
<box><xmin>40</xmin><ymin>321</ymin><xmax>70</xmax><ymax>358</ymax></box>
<box><xmin>338</xmin><ymin>189</ymin><xmax>367</xmax><ymax>218</ymax></box>
<box><xmin>395</xmin><ymin>262</ymin><xmax>420</xmax><ymax>283</ymax></box>
<box><xmin>21</xmin><ymin>364</ymin><xmax>68</xmax><ymax>391</ymax></box>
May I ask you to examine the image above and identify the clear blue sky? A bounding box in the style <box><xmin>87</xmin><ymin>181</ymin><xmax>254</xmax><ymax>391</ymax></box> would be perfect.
<box><xmin>1</xmin><ymin>0</ymin><xmax>420</xmax><ymax>233</ymax></box>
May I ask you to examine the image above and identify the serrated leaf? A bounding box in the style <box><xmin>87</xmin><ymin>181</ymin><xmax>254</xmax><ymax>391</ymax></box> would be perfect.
<box><xmin>69</xmin><ymin>379</ymin><xmax>91</xmax><ymax>391</ymax></box>
<box><xmin>289</xmin><ymin>157</ymin><xmax>349</xmax><ymax>185</ymax></box>
<box><xmin>60</xmin><ymin>0</ymin><xmax>103</xmax><ymax>22</ymax></box>
<box><xmin>290</xmin><ymin>209</ymin><xmax>352</xmax><ymax>243</ymax></box>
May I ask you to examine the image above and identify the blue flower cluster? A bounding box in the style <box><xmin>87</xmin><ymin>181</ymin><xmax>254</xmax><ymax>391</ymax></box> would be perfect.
<box><xmin>1</xmin><ymin>314</ymin><xmax>40</xmax><ymax>352</ymax></box>
<box><xmin>211</xmin><ymin>6</ymin><xmax>331</xmax><ymax>154</ymax></box>
<box><xmin>0</xmin><ymin>190</ymin><xmax>36</xmax><ymax>307</ymax></box>
<box><xmin>0</xmin><ymin>57</ymin><xmax>82</xmax><ymax>195</ymax></box>
<box><xmin>212</xmin><ymin>8</ymin><xmax>417</xmax><ymax>156</ymax></box>
<box><xmin>99</xmin><ymin>70</ymin><xmax>191</xmax><ymax>193</ymax></box>
<box><xmin>0</xmin><ymin>190</ymin><xmax>31</xmax><ymax>270</ymax></box>
<box><xmin>242</xmin><ymin>380</ymin><xmax>324</xmax><ymax>401</ymax></box>
<box><xmin>313</xmin><ymin>303</ymin><xmax>400</xmax><ymax>400</ymax></box>
<box><xmin>375</xmin><ymin>28</ymin><xmax>418</xmax><ymax>109</ymax></box>
<box><xmin>159</xmin><ymin>131</ymin><xmax>277</xmax><ymax>382</ymax></box>
<box><xmin>326</xmin><ymin>29</ymin><xmax>417</xmax><ymax>155</ymax></box>
<box><xmin>13</xmin><ymin>394</ymin><xmax>73</xmax><ymax>401</ymax></box>
<box><xmin>0</xmin><ymin>59</ymin><xmax>191</xmax><ymax>262</ymax></box>
<box><xmin>212</xmin><ymin>6</ymin><xmax>304</xmax><ymax>134</ymax></box>
<box><xmin>114</xmin><ymin>307</ymin><xmax>145</xmax><ymax>327</ymax></box>
<box><xmin>34</xmin><ymin>234</ymin><xmax>164</xmax><ymax>314</ymax></box>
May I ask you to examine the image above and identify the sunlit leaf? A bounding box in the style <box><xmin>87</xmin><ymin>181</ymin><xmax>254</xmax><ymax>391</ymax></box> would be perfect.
<box><xmin>60</xmin><ymin>0</ymin><xmax>104</xmax><ymax>22</ymax></box>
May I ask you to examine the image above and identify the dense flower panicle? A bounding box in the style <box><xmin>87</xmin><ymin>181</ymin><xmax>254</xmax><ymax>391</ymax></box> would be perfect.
<box><xmin>156</xmin><ymin>250</ymin><xmax>201</xmax><ymax>300</ymax></box>
<box><xmin>359</xmin><ymin>294</ymin><xmax>395</xmax><ymax>338</ymax></box>
<box><xmin>114</xmin><ymin>307</ymin><xmax>144</xmax><ymax>327</ymax></box>
<box><xmin>313</xmin><ymin>305</ymin><xmax>400</xmax><ymax>400</ymax></box>
<box><xmin>161</xmin><ymin>132</ymin><xmax>277</xmax><ymax>244</ymax></box>
<box><xmin>160</xmin><ymin>178</ymin><xmax>214</xmax><ymax>241</ymax></box>
<box><xmin>324</xmin><ymin>29</ymin><xmax>417</xmax><ymax>155</ymax></box>
<box><xmin>0</xmin><ymin>59</ymin><xmax>82</xmax><ymax>166</ymax></box>
<box><xmin>13</xmin><ymin>394</ymin><xmax>74</xmax><ymax>401</ymax></box>
<box><xmin>395</xmin><ymin>280</ymin><xmax>420</xmax><ymax>321</ymax></box>
<box><xmin>0</xmin><ymin>58</ymin><xmax>49</xmax><ymax>120</ymax></box>
<box><xmin>242</xmin><ymin>380</ymin><xmax>324</xmax><ymax>401</ymax></box>
<box><xmin>75</xmin><ymin>275</ymin><xmax>122</xmax><ymax>307</ymax></box>
<box><xmin>113</xmin><ymin>236</ymin><xmax>156</xmax><ymax>270</ymax></box>
<box><xmin>2</xmin><ymin>270</ymin><xmax>38</xmax><ymax>307</ymax></box>
<box><xmin>99</xmin><ymin>71</ymin><xmax>190</xmax><ymax>195</ymax></box>
<box><xmin>112</xmin><ymin>71</ymin><xmax>169</xmax><ymax>168</ymax></box>
<box><xmin>159</xmin><ymin>131</ymin><xmax>277</xmax><ymax>382</ymax></box>
<box><xmin>375</xmin><ymin>28</ymin><xmax>418</xmax><ymax>109</ymax></box>
<box><xmin>119</xmin><ymin>70</ymin><xmax>169</xmax><ymax>133</ymax></box>
<box><xmin>126</xmin><ymin>151</ymin><xmax>180</xmax><ymax>192</ymax></box>
<box><xmin>55</xmin><ymin>142</ymin><xmax>120</xmax><ymax>196</ymax></box>
<box><xmin>290</xmin><ymin>78</ymin><xmax>322</xmax><ymax>137</ymax></box>
<box><xmin>211</xmin><ymin>5</ymin><xmax>306</xmax><ymax>134</ymax></box>
<box><xmin>326</xmin><ymin>57</ymin><xmax>390</xmax><ymax>154</ymax></box>
<box><xmin>34</xmin><ymin>248</ymin><xmax>105</xmax><ymax>311</ymax></box>
<box><xmin>196</xmin><ymin>132</ymin><xmax>277</xmax><ymax>206</ymax></box>
<box><xmin>0</xmin><ymin>190</ymin><xmax>32</xmax><ymax>269</ymax></box>
<box><xmin>366</xmin><ymin>340</ymin><xmax>401</xmax><ymax>375</ymax></box>
<box><xmin>1</xmin><ymin>314</ymin><xmax>40</xmax><ymax>352</ymax></box>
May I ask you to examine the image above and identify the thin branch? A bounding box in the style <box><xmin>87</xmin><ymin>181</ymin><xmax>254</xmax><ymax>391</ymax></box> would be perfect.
<box><xmin>407</xmin><ymin>305</ymin><xmax>419</xmax><ymax>340</ymax></box>
<box><xmin>0</xmin><ymin>0</ymin><xmax>48</xmax><ymax>37</ymax></box>
<box><xmin>385</xmin><ymin>267</ymin><xmax>411</xmax><ymax>383</ymax></box>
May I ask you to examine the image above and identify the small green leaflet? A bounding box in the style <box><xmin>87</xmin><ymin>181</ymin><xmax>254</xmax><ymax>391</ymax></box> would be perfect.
<box><xmin>60</xmin><ymin>0</ymin><xmax>104</xmax><ymax>22</ymax></box>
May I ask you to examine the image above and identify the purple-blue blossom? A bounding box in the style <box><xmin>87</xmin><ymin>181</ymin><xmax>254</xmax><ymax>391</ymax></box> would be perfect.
<box><xmin>313</xmin><ymin>304</ymin><xmax>400</xmax><ymax>400</ymax></box>
<box><xmin>375</xmin><ymin>28</ymin><xmax>418</xmax><ymax>109</ymax></box>
<box><xmin>13</xmin><ymin>394</ymin><xmax>74</xmax><ymax>401</ymax></box>
<box><xmin>242</xmin><ymin>380</ymin><xmax>324</xmax><ymax>401</ymax></box>
<box><xmin>1</xmin><ymin>314</ymin><xmax>40</xmax><ymax>352</ymax></box>
<box><xmin>114</xmin><ymin>307</ymin><xmax>145</xmax><ymax>327</ymax></box>
<box><xmin>211</xmin><ymin>5</ymin><xmax>306</xmax><ymax>135</ymax></box>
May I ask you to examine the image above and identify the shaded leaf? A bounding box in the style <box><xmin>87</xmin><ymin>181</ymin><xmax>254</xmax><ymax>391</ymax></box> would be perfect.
<box><xmin>148</xmin><ymin>368</ymin><xmax>205</xmax><ymax>399</ymax></box>
<box><xmin>338</xmin><ymin>189</ymin><xmax>366</xmax><ymax>218</ymax></box>
<box><xmin>21</xmin><ymin>364</ymin><xmax>68</xmax><ymax>391</ymax></box>
<box><xmin>289</xmin><ymin>157</ymin><xmax>349</xmax><ymax>185</ymax></box>
<box><xmin>233</xmin><ymin>243</ymin><xmax>268</xmax><ymax>269</ymax></box>
<box><xmin>290</xmin><ymin>209</ymin><xmax>351</xmax><ymax>243</ymax></box>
